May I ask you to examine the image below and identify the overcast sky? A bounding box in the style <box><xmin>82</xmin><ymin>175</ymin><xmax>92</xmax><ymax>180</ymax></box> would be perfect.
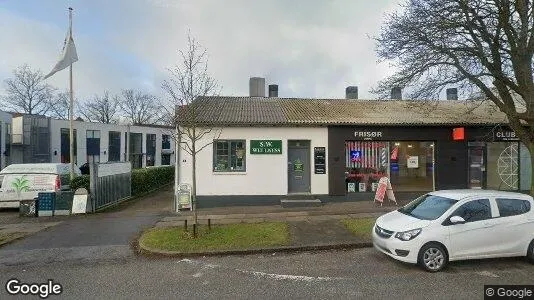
<box><xmin>0</xmin><ymin>0</ymin><xmax>403</xmax><ymax>104</ymax></box>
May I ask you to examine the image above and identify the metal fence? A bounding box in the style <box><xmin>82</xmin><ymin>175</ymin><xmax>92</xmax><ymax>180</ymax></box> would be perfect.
<box><xmin>89</xmin><ymin>162</ymin><xmax>132</xmax><ymax>211</ymax></box>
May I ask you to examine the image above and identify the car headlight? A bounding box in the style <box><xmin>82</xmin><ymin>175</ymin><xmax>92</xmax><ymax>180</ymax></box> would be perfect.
<box><xmin>394</xmin><ymin>228</ymin><xmax>422</xmax><ymax>241</ymax></box>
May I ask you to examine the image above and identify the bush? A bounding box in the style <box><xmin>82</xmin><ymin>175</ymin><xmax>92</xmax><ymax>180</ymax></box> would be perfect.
<box><xmin>131</xmin><ymin>166</ymin><xmax>174</xmax><ymax>196</ymax></box>
<box><xmin>69</xmin><ymin>166</ymin><xmax>174</xmax><ymax>196</ymax></box>
<box><xmin>70</xmin><ymin>175</ymin><xmax>90</xmax><ymax>192</ymax></box>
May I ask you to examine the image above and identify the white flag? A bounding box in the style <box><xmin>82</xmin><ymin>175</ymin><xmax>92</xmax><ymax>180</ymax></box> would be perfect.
<box><xmin>44</xmin><ymin>23</ymin><xmax>78</xmax><ymax>79</ymax></box>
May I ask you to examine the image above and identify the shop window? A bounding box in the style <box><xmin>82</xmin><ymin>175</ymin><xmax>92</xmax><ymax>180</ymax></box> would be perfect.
<box><xmin>344</xmin><ymin>141</ymin><xmax>434</xmax><ymax>193</ymax></box>
<box><xmin>213</xmin><ymin>140</ymin><xmax>246</xmax><ymax>172</ymax></box>
<box><xmin>487</xmin><ymin>142</ymin><xmax>519</xmax><ymax>190</ymax></box>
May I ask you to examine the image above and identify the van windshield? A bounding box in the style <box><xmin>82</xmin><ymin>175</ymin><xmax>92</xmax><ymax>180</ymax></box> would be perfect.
<box><xmin>398</xmin><ymin>194</ymin><xmax>458</xmax><ymax>220</ymax></box>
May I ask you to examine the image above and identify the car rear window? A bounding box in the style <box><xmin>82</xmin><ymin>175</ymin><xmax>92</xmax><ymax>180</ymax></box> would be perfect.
<box><xmin>496</xmin><ymin>198</ymin><xmax>531</xmax><ymax>217</ymax></box>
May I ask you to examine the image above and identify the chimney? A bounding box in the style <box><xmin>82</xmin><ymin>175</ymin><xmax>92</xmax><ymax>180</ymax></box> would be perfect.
<box><xmin>249</xmin><ymin>77</ymin><xmax>266</xmax><ymax>97</ymax></box>
<box><xmin>391</xmin><ymin>87</ymin><xmax>402</xmax><ymax>100</ymax></box>
<box><xmin>268</xmin><ymin>84</ymin><xmax>279</xmax><ymax>97</ymax></box>
<box><xmin>345</xmin><ymin>86</ymin><xmax>358</xmax><ymax>99</ymax></box>
<box><xmin>446</xmin><ymin>88</ymin><xmax>458</xmax><ymax>100</ymax></box>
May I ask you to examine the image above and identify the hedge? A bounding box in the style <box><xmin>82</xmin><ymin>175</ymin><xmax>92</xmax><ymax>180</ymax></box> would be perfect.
<box><xmin>131</xmin><ymin>166</ymin><xmax>174</xmax><ymax>196</ymax></box>
<box><xmin>70</xmin><ymin>175</ymin><xmax>90</xmax><ymax>192</ymax></box>
<box><xmin>70</xmin><ymin>166</ymin><xmax>174</xmax><ymax>197</ymax></box>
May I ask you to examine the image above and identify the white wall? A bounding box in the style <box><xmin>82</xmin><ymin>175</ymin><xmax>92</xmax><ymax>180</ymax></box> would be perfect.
<box><xmin>179</xmin><ymin>127</ymin><xmax>329</xmax><ymax>196</ymax></box>
<box><xmin>50</xmin><ymin>119</ymin><xmax>175</xmax><ymax>167</ymax></box>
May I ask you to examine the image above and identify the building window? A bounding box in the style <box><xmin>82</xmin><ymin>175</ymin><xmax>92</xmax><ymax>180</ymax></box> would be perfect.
<box><xmin>108</xmin><ymin>131</ymin><xmax>121</xmax><ymax>162</ymax></box>
<box><xmin>162</xmin><ymin>154</ymin><xmax>171</xmax><ymax>165</ymax></box>
<box><xmin>146</xmin><ymin>134</ymin><xmax>156</xmax><ymax>167</ymax></box>
<box><xmin>487</xmin><ymin>142</ymin><xmax>519</xmax><ymax>190</ymax></box>
<box><xmin>213</xmin><ymin>140</ymin><xmax>246</xmax><ymax>172</ymax></box>
<box><xmin>344</xmin><ymin>141</ymin><xmax>434</xmax><ymax>193</ymax></box>
<box><xmin>86</xmin><ymin>130</ymin><xmax>101</xmax><ymax>163</ymax></box>
<box><xmin>162</xmin><ymin>134</ymin><xmax>171</xmax><ymax>149</ymax></box>
<box><xmin>60</xmin><ymin>128</ymin><xmax>77</xmax><ymax>163</ymax></box>
<box><xmin>129</xmin><ymin>132</ymin><xmax>143</xmax><ymax>169</ymax></box>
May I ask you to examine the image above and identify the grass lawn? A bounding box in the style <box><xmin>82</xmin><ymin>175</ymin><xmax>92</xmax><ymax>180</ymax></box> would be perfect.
<box><xmin>140</xmin><ymin>222</ymin><xmax>290</xmax><ymax>252</ymax></box>
<box><xmin>341</xmin><ymin>218</ymin><xmax>377</xmax><ymax>241</ymax></box>
<box><xmin>0</xmin><ymin>232</ymin><xmax>26</xmax><ymax>246</ymax></box>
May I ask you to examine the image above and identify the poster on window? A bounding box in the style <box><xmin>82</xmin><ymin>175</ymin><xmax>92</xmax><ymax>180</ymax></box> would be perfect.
<box><xmin>407</xmin><ymin>156</ymin><xmax>419</xmax><ymax>168</ymax></box>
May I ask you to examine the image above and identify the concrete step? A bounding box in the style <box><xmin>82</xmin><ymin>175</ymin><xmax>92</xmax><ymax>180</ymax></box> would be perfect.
<box><xmin>280</xmin><ymin>199</ymin><xmax>322</xmax><ymax>208</ymax></box>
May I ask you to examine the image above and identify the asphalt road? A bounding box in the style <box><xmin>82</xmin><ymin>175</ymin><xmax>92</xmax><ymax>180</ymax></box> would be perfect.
<box><xmin>0</xmin><ymin>248</ymin><xmax>532</xmax><ymax>300</ymax></box>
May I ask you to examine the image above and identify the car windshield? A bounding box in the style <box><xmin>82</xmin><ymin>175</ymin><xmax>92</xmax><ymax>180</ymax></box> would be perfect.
<box><xmin>398</xmin><ymin>194</ymin><xmax>458</xmax><ymax>220</ymax></box>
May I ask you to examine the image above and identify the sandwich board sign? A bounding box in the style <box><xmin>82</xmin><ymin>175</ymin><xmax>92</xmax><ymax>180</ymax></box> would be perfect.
<box><xmin>374</xmin><ymin>177</ymin><xmax>397</xmax><ymax>206</ymax></box>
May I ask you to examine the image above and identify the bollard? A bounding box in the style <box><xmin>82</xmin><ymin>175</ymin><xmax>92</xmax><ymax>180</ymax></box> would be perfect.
<box><xmin>193</xmin><ymin>223</ymin><xmax>197</xmax><ymax>238</ymax></box>
<box><xmin>208</xmin><ymin>218</ymin><xmax>211</xmax><ymax>231</ymax></box>
<box><xmin>184</xmin><ymin>219</ymin><xmax>188</xmax><ymax>231</ymax></box>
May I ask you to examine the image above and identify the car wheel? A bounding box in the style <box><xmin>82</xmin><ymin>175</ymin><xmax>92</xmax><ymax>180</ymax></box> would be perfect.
<box><xmin>527</xmin><ymin>239</ymin><xmax>534</xmax><ymax>264</ymax></box>
<box><xmin>418</xmin><ymin>243</ymin><xmax>448</xmax><ymax>272</ymax></box>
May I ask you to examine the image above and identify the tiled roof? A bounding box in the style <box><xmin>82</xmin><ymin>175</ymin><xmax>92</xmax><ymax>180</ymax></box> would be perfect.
<box><xmin>183</xmin><ymin>96</ymin><xmax>508</xmax><ymax>126</ymax></box>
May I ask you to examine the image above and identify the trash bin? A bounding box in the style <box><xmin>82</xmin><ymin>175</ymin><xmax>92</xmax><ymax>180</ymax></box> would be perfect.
<box><xmin>19</xmin><ymin>198</ymin><xmax>38</xmax><ymax>217</ymax></box>
<box><xmin>37</xmin><ymin>192</ymin><xmax>55</xmax><ymax>217</ymax></box>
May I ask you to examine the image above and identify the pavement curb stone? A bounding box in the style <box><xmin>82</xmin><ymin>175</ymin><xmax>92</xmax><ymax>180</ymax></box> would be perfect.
<box><xmin>138</xmin><ymin>238</ymin><xmax>373</xmax><ymax>258</ymax></box>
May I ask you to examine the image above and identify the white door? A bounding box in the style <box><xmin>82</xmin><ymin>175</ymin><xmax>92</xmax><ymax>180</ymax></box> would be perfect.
<box><xmin>447</xmin><ymin>199</ymin><xmax>495</xmax><ymax>260</ymax></box>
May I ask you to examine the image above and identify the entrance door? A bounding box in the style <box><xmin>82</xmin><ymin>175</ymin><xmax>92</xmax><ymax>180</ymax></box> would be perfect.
<box><xmin>288</xmin><ymin>141</ymin><xmax>310</xmax><ymax>193</ymax></box>
<box><xmin>468</xmin><ymin>143</ymin><xmax>486</xmax><ymax>189</ymax></box>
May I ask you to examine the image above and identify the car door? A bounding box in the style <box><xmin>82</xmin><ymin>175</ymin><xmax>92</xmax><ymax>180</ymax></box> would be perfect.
<box><xmin>446</xmin><ymin>198</ymin><xmax>494</xmax><ymax>260</ymax></box>
<box><xmin>486</xmin><ymin>197</ymin><xmax>533</xmax><ymax>256</ymax></box>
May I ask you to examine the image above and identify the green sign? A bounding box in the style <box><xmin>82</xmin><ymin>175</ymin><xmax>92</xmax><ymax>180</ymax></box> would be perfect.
<box><xmin>294</xmin><ymin>159</ymin><xmax>303</xmax><ymax>172</ymax></box>
<box><xmin>250</xmin><ymin>140</ymin><xmax>282</xmax><ymax>154</ymax></box>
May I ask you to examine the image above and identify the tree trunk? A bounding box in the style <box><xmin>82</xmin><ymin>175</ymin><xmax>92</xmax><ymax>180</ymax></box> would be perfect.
<box><xmin>192</xmin><ymin>141</ymin><xmax>198</xmax><ymax>230</ymax></box>
<box><xmin>529</xmin><ymin>141</ymin><xmax>534</xmax><ymax>197</ymax></box>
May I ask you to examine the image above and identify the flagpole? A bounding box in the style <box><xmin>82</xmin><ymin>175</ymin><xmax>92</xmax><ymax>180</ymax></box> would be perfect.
<box><xmin>68</xmin><ymin>7</ymin><xmax>75</xmax><ymax>181</ymax></box>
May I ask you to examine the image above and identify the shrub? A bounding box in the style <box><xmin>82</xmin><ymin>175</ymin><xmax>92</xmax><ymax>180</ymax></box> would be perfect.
<box><xmin>131</xmin><ymin>166</ymin><xmax>174</xmax><ymax>196</ymax></box>
<box><xmin>70</xmin><ymin>175</ymin><xmax>90</xmax><ymax>192</ymax></box>
<box><xmin>69</xmin><ymin>166</ymin><xmax>174</xmax><ymax>197</ymax></box>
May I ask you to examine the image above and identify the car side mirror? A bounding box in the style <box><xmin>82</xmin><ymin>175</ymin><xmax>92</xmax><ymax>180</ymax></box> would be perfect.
<box><xmin>449</xmin><ymin>216</ymin><xmax>466</xmax><ymax>224</ymax></box>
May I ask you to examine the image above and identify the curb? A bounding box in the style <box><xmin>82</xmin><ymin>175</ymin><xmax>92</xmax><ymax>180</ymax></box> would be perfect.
<box><xmin>137</xmin><ymin>239</ymin><xmax>373</xmax><ymax>258</ymax></box>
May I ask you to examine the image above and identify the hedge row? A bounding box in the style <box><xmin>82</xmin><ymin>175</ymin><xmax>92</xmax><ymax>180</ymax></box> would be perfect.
<box><xmin>131</xmin><ymin>166</ymin><xmax>175</xmax><ymax>196</ymax></box>
<box><xmin>70</xmin><ymin>166</ymin><xmax>174</xmax><ymax>197</ymax></box>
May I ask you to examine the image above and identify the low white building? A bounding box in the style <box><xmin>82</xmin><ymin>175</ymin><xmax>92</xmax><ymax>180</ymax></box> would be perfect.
<box><xmin>7</xmin><ymin>114</ymin><xmax>175</xmax><ymax>169</ymax></box>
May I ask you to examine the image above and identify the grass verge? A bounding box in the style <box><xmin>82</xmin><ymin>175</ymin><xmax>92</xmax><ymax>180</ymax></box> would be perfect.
<box><xmin>140</xmin><ymin>222</ymin><xmax>290</xmax><ymax>253</ymax></box>
<box><xmin>0</xmin><ymin>232</ymin><xmax>27</xmax><ymax>246</ymax></box>
<box><xmin>341</xmin><ymin>218</ymin><xmax>377</xmax><ymax>241</ymax></box>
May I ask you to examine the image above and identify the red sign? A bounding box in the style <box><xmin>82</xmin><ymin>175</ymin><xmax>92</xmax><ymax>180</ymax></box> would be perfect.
<box><xmin>453</xmin><ymin>127</ymin><xmax>465</xmax><ymax>141</ymax></box>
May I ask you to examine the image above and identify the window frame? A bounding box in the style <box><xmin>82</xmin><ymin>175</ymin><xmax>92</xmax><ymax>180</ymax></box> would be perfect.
<box><xmin>213</xmin><ymin>139</ymin><xmax>246</xmax><ymax>172</ymax></box>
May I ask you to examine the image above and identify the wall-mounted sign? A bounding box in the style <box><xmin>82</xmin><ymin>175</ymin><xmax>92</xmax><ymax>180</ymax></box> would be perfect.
<box><xmin>354</xmin><ymin>131</ymin><xmax>383</xmax><ymax>140</ymax></box>
<box><xmin>293</xmin><ymin>158</ymin><xmax>304</xmax><ymax>172</ymax></box>
<box><xmin>314</xmin><ymin>147</ymin><xmax>326</xmax><ymax>174</ymax></box>
<box><xmin>494</xmin><ymin>130</ymin><xmax>519</xmax><ymax>141</ymax></box>
<box><xmin>452</xmin><ymin>127</ymin><xmax>465</xmax><ymax>141</ymax></box>
<box><xmin>250</xmin><ymin>140</ymin><xmax>282</xmax><ymax>154</ymax></box>
<box><xmin>407</xmin><ymin>156</ymin><xmax>419</xmax><ymax>168</ymax></box>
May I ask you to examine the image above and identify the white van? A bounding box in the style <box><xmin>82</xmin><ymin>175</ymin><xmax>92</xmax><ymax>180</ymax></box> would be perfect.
<box><xmin>0</xmin><ymin>163</ymin><xmax>82</xmax><ymax>208</ymax></box>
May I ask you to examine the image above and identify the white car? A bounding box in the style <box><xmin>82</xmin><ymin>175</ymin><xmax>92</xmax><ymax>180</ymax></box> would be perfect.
<box><xmin>372</xmin><ymin>189</ymin><xmax>534</xmax><ymax>272</ymax></box>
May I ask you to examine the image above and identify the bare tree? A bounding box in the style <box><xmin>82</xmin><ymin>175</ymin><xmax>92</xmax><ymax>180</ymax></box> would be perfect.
<box><xmin>2</xmin><ymin>64</ymin><xmax>56</xmax><ymax>115</ymax></box>
<box><xmin>119</xmin><ymin>89</ymin><xmax>159</xmax><ymax>125</ymax></box>
<box><xmin>374</xmin><ymin>0</ymin><xmax>534</xmax><ymax>194</ymax></box>
<box><xmin>162</xmin><ymin>32</ymin><xmax>220</xmax><ymax>230</ymax></box>
<box><xmin>49</xmin><ymin>90</ymin><xmax>71</xmax><ymax>120</ymax></box>
<box><xmin>78</xmin><ymin>91</ymin><xmax>119</xmax><ymax>123</ymax></box>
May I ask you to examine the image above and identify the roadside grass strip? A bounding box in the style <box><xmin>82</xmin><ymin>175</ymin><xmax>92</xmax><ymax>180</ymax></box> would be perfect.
<box><xmin>140</xmin><ymin>222</ymin><xmax>290</xmax><ymax>252</ymax></box>
<box><xmin>341</xmin><ymin>218</ymin><xmax>377</xmax><ymax>241</ymax></box>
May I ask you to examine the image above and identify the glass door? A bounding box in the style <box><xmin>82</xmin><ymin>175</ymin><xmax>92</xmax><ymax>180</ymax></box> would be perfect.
<box><xmin>468</xmin><ymin>144</ymin><xmax>485</xmax><ymax>189</ymax></box>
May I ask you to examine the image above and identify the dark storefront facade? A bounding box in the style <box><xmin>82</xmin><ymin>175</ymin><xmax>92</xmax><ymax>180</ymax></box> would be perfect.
<box><xmin>328</xmin><ymin>125</ymin><xmax>531</xmax><ymax>199</ymax></box>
